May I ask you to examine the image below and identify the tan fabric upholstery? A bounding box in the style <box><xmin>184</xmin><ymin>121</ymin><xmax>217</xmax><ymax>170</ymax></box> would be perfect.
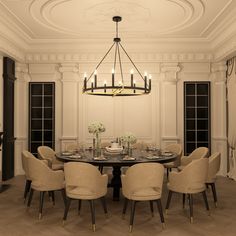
<box><xmin>64</xmin><ymin>162</ymin><xmax>108</xmax><ymax>200</ymax></box>
<box><xmin>163</xmin><ymin>144</ymin><xmax>182</xmax><ymax>168</ymax></box>
<box><xmin>206</xmin><ymin>152</ymin><xmax>221</xmax><ymax>183</ymax></box>
<box><xmin>168</xmin><ymin>158</ymin><xmax>209</xmax><ymax>194</ymax></box>
<box><xmin>121</xmin><ymin>163</ymin><xmax>164</xmax><ymax>201</ymax></box>
<box><xmin>37</xmin><ymin>146</ymin><xmax>63</xmax><ymax>170</ymax></box>
<box><xmin>178</xmin><ymin>147</ymin><xmax>209</xmax><ymax>170</ymax></box>
<box><xmin>28</xmin><ymin>157</ymin><xmax>65</xmax><ymax>192</ymax></box>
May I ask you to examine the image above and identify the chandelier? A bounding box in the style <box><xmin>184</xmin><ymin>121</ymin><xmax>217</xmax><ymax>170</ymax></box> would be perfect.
<box><xmin>83</xmin><ymin>16</ymin><xmax>151</xmax><ymax>96</ymax></box>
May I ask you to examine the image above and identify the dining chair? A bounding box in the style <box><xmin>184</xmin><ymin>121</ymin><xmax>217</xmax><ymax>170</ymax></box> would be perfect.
<box><xmin>178</xmin><ymin>147</ymin><xmax>209</xmax><ymax>171</ymax></box>
<box><xmin>27</xmin><ymin>156</ymin><xmax>66</xmax><ymax>219</ymax></box>
<box><xmin>121</xmin><ymin>163</ymin><xmax>165</xmax><ymax>232</ymax></box>
<box><xmin>206</xmin><ymin>152</ymin><xmax>221</xmax><ymax>207</ymax></box>
<box><xmin>37</xmin><ymin>146</ymin><xmax>64</xmax><ymax>170</ymax></box>
<box><xmin>63</xmin><ymin>162</ymin><xmax>108</xmax><ymax>232</ymax></box>
<box><xmin>165</xmin><ymin>158</ymin><xmax>210</xmax><ymax>223</ymax></box>
<box><xmin>163</xmin><ymin>143</ymin><xmax>182</xmax><ymax>178</ymax></box>
<box><xmin>21</xmin><ymin>150</ymin><xmax>48</xmax><ymax>203</ymax></box>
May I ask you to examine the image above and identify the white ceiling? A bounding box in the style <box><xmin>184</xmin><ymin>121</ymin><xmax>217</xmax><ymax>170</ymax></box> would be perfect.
<box><xmin>1</xmin><ymin>0</ymin><xmax>236</xmax><ymax>61</ymax></box>
<box><xmin>0</xmin><ymin>0</ymin><xmax>235</xmax><ymax>40</ymax></box>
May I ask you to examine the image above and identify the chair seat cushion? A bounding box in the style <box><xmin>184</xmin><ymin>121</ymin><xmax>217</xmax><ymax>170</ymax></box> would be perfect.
<box><xmin>66</xmin><ymin>186</ymin><xmax>105</xmax><ymax>200</ymax></box>
<box><xmin>52</xmin><ymin>163</ymin><xmax>64</xmax><ymax>170</ymax></box>
<box><xmin>129</xmin><ymin>187</ymin><xmax>161</xmax><ymax>201</ymax></box>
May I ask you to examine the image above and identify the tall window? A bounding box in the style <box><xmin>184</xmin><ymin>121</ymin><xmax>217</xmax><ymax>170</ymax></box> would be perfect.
<box><xmin>184</xmin><ymin>82</ymin><xmax>211</xmax><ymax>155</ymax></box>
<box><xmin>29</xmin><ymin>82</ymin><xmax>55</xmax><ymax>156</ymax></box>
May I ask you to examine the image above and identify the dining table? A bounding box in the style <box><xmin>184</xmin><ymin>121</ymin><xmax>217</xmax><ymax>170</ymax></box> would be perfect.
<box><xmin>56</xmin><ymin>148</ymin><xmax>177</xmax><ymax>201</ymax></box>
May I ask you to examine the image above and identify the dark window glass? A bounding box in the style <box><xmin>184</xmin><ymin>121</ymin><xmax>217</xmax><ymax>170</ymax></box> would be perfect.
<box><xmin>44</xmin><ymin>120</ymin><xmax>52</xmax><ymax>129</ymax></box>
<box><xmin>186</xmin><ymin>131</ymin><xmax>195</xmax><ymax>141</ymax></box>
<box><xmin>44</xmin><ymin>108</ymin><xmax>52</xmax><ymax>118</ymax></box>
<box><xmin>31</xmin><ymin>120</ymin><xmax>42</xmax><ymax>129</ymax></box>
<box><xmin>197</xmin><ymin>84</ymin><xmax>208</xmax><ymax>95</ymax></box>
<box><xmin>186</xmin><ymin>143</ymin><xmax>196</xmax><ymax>155</ymax></box>
<box><xmin>31</xmin><ymin>143</ymin><xmax>43</xmax><ymax>155</ymax></box>
<box><xmin>31</xmin><ymin>84</ymin><xmax>42</xmax><ymax>95</ymax></box>
<box><xmin>186</xmin><ymin>120</ymin><xmax>195</xmax><ymax>130</ymax></box>
<box><xmin>31</xmin><ymin>108</ymin><xmax>42</xmax><ymax>118</ymax></box>
<box><xmin>44</xmin><ymin>142</ymin><xmax>53</xmax><ymax>148</ymax></box>
<box><xmin>186</xmin><ymin>84</ymin><xmax>195</xmax><ymax>95</ymax></box>
<box><xmin>197</xmin><ymin>131</ymin><xmax>208</xmax><ymax>142</ymax></box>
<box><xmin>186</xmin><ymin>96</ymin><xmax>195</xmax><ymax>107</ymax></box>
<box><xmin>44</xmin><ymin>84</ymin><xmax>53</xmax><ymax>95</ymax></box>
<box><xmin>196</xmin><ymin>142</ymin><xmax>209</xmax><ymax>148</ymax></box>
<box><xmin>44</xmin><ymin>97</ymin><xmax>53</xmax><ymax>107</ymax></box>
<box><xmin>197</xmin><ymin>120</ymin><xmax>208</xmax><ymax>130</ymax></box>
<box><xmin>186</xmin><ymin>108</ymin><xmax>195</xmax><ymax>118</ymax></box>
<box><xmin>31</xmin><ymin>131</ymin><xmax>42</xmax><ymax>142</ymax></box>
<box><xmin>31</xmin><ymin>96</ymin><xmax>42</xmax><ymax>107</ymax></box>
<box><xmin>44</xmin><ymin>131</ymin><xmax>52</xmax><ymax>141</ymax></box>
<box><xmin>197</xmin><ymin>108</ymin><xmax>208</xmax><ymax>118</ymax></box>
<box><xmin>197</xmin><ymin>96</ymin><xmax>208</xmax><ymax>107</ymax></box>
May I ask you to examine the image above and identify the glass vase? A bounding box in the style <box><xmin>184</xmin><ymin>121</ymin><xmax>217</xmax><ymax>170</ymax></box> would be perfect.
<box><xmin>95</xmin><ymin>133</ymin><xmax>101</xmax><ymax>157</ymax></box>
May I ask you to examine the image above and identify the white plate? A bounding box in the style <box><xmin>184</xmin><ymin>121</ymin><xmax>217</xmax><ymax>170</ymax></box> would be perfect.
<box><xmin>161</xmin><ymin>152</ymin><xmax>173</xmax><ymax>157</ymax></box>
<box><xmin>93</xmin><ymin>157</ymin><xmax>107</xmax><ymax>161</ymax></box>
<box><xmin>146</xmin><ymin>156</ymin><xmax>161</xmax><ymax>160</ymax></box>
<box><xmin>105</xmin><ymin>147</ymin><xmax>123</xmax><ymax>153</ymax></box>
<box><xmin>62</xmin><ymin>152</ymin><xmax>73</xmax><ymax>156</ymax></box>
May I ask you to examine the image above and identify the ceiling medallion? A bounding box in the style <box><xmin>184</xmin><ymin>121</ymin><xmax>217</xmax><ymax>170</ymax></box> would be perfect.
<box><xmin>83</xmin><ymin>16</ymin><xmax>151</xmax><ymax>96</ymax></box>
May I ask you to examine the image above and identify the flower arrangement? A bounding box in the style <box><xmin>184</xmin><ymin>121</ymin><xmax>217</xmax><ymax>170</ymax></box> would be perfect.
<box><xmin>88</xmin><ymin>122</ymin><xmax>106</xmax><ymax>134</ymax></box>
<box><xmin>120</xmin><ymin>132</ymin><xmax>137</xmax><ymax>144</ymax></box>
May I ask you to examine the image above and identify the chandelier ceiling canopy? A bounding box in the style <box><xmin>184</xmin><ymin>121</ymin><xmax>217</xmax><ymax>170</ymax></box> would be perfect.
<box><xmin>83</xmin><ymin>16</ymin><xmax>151</xmax><ymax>96</ymax></box>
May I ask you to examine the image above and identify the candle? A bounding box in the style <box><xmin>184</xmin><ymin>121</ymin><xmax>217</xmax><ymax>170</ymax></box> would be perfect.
<box><xmin>144</xmin><ymin>72</ymin><xmax>147</xmax><ymax>93</ymax></box>
<box><xmin>91</xmin><ymin>79</ymin><xmax>94</xmax><ymax>92</ymax></box>
<box><xmin>133</xmin><ymin>80</ymin><xmax>136</xmax><ymax>93</ymax></box>
<box><xmin>104</xmin><ymin>80</ymin><xmax>107</xmax><ymax>93</ymax></box>
<box><xmin>112</xmin><ymin>68</ymin><xmax>115</xmax><ymax>87</ymax></box>
<box><xmin>149</xmin><ymin>74</ymin><xmax>152</xmax><ymax>91</ymax></box>
<box><xmin>94</xmin><ymin>70</ymin><xmax>97</xmax><ymax>88</ymax></box>
<box><xmin>130</xmin><ymin>69</ymin><xmax>134</xmax><ymax>87</ymax></box>
<box><xmin>83</xmin><ymin>72</ymin><xmax>87</xmax><ymax>90</ymax></box>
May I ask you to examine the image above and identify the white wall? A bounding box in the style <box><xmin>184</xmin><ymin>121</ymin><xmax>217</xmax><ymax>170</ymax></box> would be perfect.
<box><xmin>13</xmin><ymin>60</ymin><xmax>227</xmax><ymax>176</ymax></box>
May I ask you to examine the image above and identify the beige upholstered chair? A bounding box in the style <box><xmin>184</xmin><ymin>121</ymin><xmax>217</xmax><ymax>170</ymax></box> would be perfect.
<box><xmin>178</xmin><ymin>147</ymin><xmax>209</xmax><ymax>170</ymax></box>
<box><xmin>121</xmin><ymin>163</ymin><xmax>165</xmax><ymax>232</ymax></box>
<box><xmin>27</xmin><ymin>156</ymin><xmax>65</xmax><ymax>219</ymax></box>
<box><xmin>206</xmin><ymin>152</ymin><xmax>221</xmax><ymax>207</ymax></box>
<box><xmin>37</xmin><ymin>146</ymin><xmax>64</xmax><ymax>170</ymax></box>
<box><xmin>163</xmin><ymin>144</ymin><xmax>182</xmax><ymax>177</ymax></box>
<box><xmin>63</xmin><ymin>162</ymin><xmax>108</xmax><ymax>232</ymax></box>
<box><xmin>165</xmin><ymin>158</ymin><xmax>210</xmax><ymax>223</ymax></box>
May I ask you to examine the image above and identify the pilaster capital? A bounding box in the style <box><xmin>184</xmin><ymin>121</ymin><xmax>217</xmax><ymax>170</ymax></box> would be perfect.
<box><xmin>210</xmin><ymin>61</ymin><xmax>227</xmax><ymax>83</ymax></box>
<box><xmin>15</xmin><ymin>63</ymin><xmax>30</xmax><ymax>82</ymax></box>
<box><xmin>59</xmin><ymin>63</ymin><xmax>79</xmax><ymax>73</ymax></box>
<box><xmin>160</xmin><ymin>63</ymin><xmax>181</xmax><ymax>82</ymax></box>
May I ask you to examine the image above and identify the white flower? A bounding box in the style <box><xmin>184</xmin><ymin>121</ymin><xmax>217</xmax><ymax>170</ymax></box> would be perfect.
<box><xmin>88</xmin><ymin>122</ymin><xmax>106</xmax><ymax>134</ymax></box>
<box><xmin>120</xmin><ymin>132</ymin><xmax>137</xmax><ymax>144</ymax></box>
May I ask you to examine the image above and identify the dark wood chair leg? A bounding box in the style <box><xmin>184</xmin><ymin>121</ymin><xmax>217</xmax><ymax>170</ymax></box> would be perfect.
<box><xmin>100</xmin><ymin>197</ymin><xmax>108</xmax><ymax>216</ymax></box>
<box><xmin>122</xmin><ymin>198</ymin><xmax>129</xmax><ymax>218</ymax></box>
<box><xmin>39</xmin><ymin>191</ymin><xmax>45</xmax><ymax>220</ymax></box>
<box><xmin>156</xmin><ymin>199</ymin><xmax>165</xmax><ymax>228</ymax></box>
<box><xmin>61</xmin><ymin>189</ymin><xmax>67</xmax><ymax>207</ymax></box>
<box><xmin>50</xmin><ymin>191</ymin><xmax>55</xmax><ymax>205</ymax></box>
<box><xmin>89</xmin><ymin>200</ymin><xmax>96</xmax><ymax>232</ymax></box>
<box><xmin>129</xmin><ymin>200</ymin><xmax>137</xmax><ymax>232</ymax></box>
<box><xmin>183</xmin><ymin>194</ymin><xmax>186</xmax><ymax>209</ymax></box>
<box><xmin>188</xmin><ymin>194</ymin><xmax>193</xmax><ymax>223</ymax></box>
<box><xmin>98</xmin><ymin>166</ymin><xmax>104</xmax><ymax>173</ymax></box>
<box><xmin>165</xmin><ymin>190</ymin><xmax>173</xmax><ymax>212</ymax></box>
<box><xmin>210</xmin><ymin>183</ymin><xmax>218</xmax><ymax>207</ymax></box>
<box><xmin>149</xmin><ymin>200</ymin><xmax>154</xmax><ymax>217</ymax></box>
<box><xmin>202</xmin><ymin>190</ymin><xmax>210</xmax><ymax>214</ymax></box>
<box><xmin>167</xmin><ymin>168</ymin><xmax>169</xmax><ymax>179</ymax></box>
<box><xmin>27</xmin><ymin>188</ymin><xmax>34</xmax><ymax>207</ymax></box>
<box><xmin>63</xmin><ymin>197</ymin><xmax>71</xmax><ymax>224</ymax></box>
<box><xmin>24</xmin><ymin>179</ymin><xmax>31</xmax><ymax>203</ymax></box>
<box><xmin>78</xmin><ymin>199</ymin><xmax>82</xmax><ymax>215</ymax></box>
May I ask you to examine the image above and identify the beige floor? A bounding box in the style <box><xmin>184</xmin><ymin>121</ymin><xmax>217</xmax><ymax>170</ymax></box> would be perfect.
<box><xmin>0</xmin><ymin>175</ymin><xmax>236</xmax><ymax>236</ymax></box>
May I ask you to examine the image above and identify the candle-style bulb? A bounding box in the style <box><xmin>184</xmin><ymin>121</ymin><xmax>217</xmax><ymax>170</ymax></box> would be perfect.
<box><xmin>94</xmin><ymin>69</ymin><xmax>97</xmax><ymax>75</ymax></box>
<box><xmin>134</xmin><ymin>80</ymin><xmax>136</xmax><ymax>84</ymax></box>
<box><xmin>112</xmin><ymin>68</ymin><xmax>115</xmax><ymax>74</ymax></box>
<box><xmin>144</xmin><ymin>71</ymin><xmax>148</xmax><ymax>77</ymax></box>
<box><xmin>104</xmin><ymin>80</ymin><xmax>107</xmax><ymax>85</ymax></box>
<box><xmin>84</xmin><ymin>72</ymin><xmax>87</xmax><ymax>78</ymax></box>
<box><xmin>149</xmin><ymin>74</ymin><xmax>152</xmax><ymax>80</ymax></box>
<box><xmin>130</xmin><ymin>69</ymin><xmax>134</xmax><ymax>74</ymax></box>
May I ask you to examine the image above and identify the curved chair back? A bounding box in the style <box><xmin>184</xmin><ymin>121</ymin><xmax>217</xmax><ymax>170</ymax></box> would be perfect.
<box><xmin>189</xmin><ymin>147</ymin><xmax>209</xmax><ymax>160</ymax></box>
<box><xmin>122</xmin><ymin>163</ymin><xmax>164</xmax><ymax>198</ymax></box>
<box><xmin>206</xmin><ymin>152</ymin><xmax>221</xmax><ymax>183</ymax></box>
<box><xmin>180</xmin><ymin>158</ymin><xmax>209</xmax><ymax>193</ymax></box>
<box><xmin>64</xmin><ymin>162</ymin><xmax>108</xmax><ymax>198</ymax></box>
<box><xmin>164</xmin><ymin>144</ymin><xmax>182</xmax><ymax>167</ymax></box>
<box><xmin>37</xmin><ymin>146</ymin><xmax>55</xmax><ymax>161</ymax></box>
<box><xmin>22</xmin><ymin>150</ymin><xmax>35</xmax><ymax>180</ymax></box>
